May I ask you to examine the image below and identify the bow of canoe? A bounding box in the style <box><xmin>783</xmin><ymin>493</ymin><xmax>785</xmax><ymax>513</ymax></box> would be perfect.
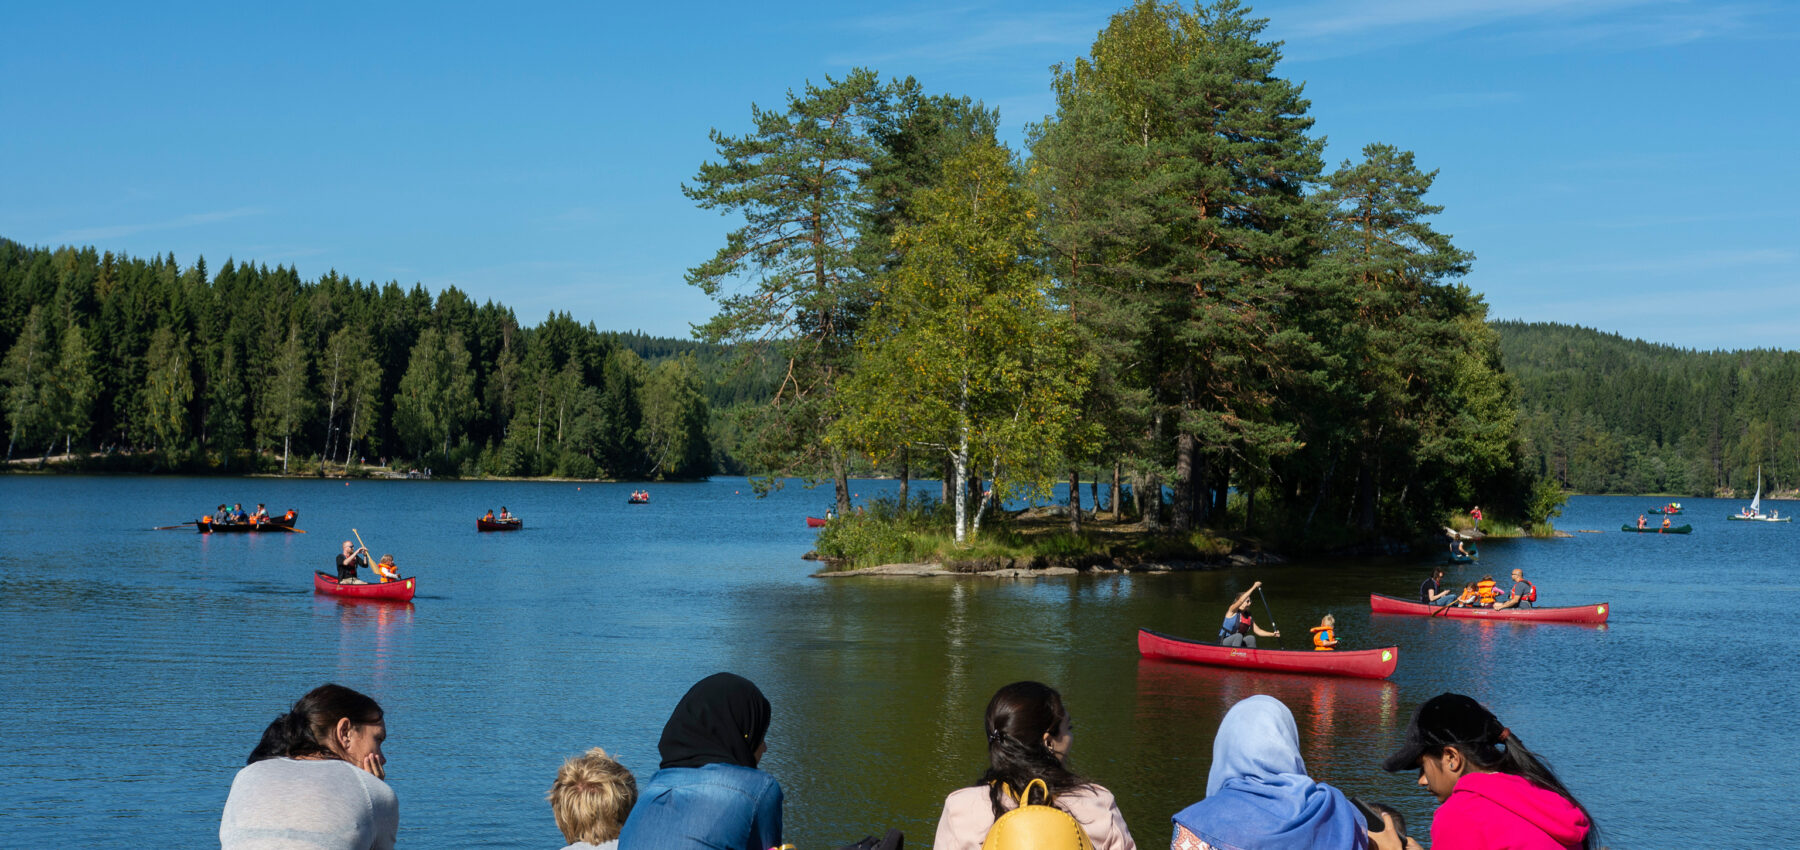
<box><xmin>805</xmin><ymin>516</ymin><xmax>828</xmax><ymax>527</ymax></box>
<box><xmin>314</xmin><ymin>572</ymin><xmax>416</xmax><ymax>602</ymax></box>
<box><xmin>1137</xmin><ymin>628</ymin><xmax>1397</xmax><ymax>679</ymax></box>
<box><xmin>1369</xmin><ymin>593</ymin><xmax>1609</xmax><ymax>624</ymax></box>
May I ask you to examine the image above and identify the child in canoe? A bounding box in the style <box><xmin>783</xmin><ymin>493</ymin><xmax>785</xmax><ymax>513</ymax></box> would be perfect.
<box><xmin>1310</xmin><ymin>614</ymin><xmax>1339</xmax><ymax>651</ymax></box>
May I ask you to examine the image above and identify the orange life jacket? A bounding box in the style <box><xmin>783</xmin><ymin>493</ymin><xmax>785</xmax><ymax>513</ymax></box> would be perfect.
<box><xmin>284</xmin><ymin>509</ymin><xmax>295</xmax><ymax>520</ymax></box>
<box><xmin>1310</xmin><ymin>626</ymin><xmax>1336</xmax><ymax>651</ymax></box>
<box><xmin>374</xmin><ymin>561</ymin><xmax>399</xmax><ymax>582</ymax></box>
<box><xmin>1475</xmin><ymin>580</ymin><xmax>1499</xmax><ymax>604</ymax></box>
<box><xmin>1516</xmin><ymin>580</ymin><xmax>1537</xmax><ymax>603</ymax></box>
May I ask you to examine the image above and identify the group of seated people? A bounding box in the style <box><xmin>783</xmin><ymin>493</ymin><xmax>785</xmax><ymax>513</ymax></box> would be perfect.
<box><xmin>1634</xmin><ymin>514</ymin><xmax>1674</xmax><ymax>529</ymax></box>
<box><xmin>629</xmin><ymin>490</ymin><xmax>651</xmax><ymax>502</ymax></box>
<box><xmin>1420</xmin><ymin>568</ymin><xmax>1536</xmax><ymax>609</ymax></box>
<box><xmin>209</xmin><ymin>503</ymin><xmax>272</xmax><ymax>524</ymax></box>
<box><xmin>483</xmin><ymin>507</ymin><xmax>516</xmax><ymax>522</ymax></box>
<box><xmin>334</xmin><ymin>541</ymin><xmax>401</xmax><ymax>584</ymax></box>
<box><xmin>221</xmin><ymin>677</ymin><xmax>1596</xmax><ymax>850</ymax></box>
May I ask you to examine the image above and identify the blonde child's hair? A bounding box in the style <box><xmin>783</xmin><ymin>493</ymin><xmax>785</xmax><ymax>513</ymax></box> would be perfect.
<box><xmin>547</xmin><ymin>747</ymin><xmax>637</xmax><ymax>844</ymax></box>
<box><xmin>1320</xmin><ymin>613</ymin><xmax>1335</xmax><ymax>627</ymax></box>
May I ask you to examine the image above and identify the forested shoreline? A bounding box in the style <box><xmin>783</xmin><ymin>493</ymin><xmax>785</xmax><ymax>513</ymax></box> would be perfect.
<box><xmin>0</xmin><ymin>239</ymin><xmax>728</xmax><ymax>480</ymax></box>
<box><xmin>11</xmin><ymin>1</ymin><xmax>1775</xmax><ymax>544</ymax></box>
<box><xmin>1501</xmin><ymin>321</ymin><xmax>1800</xmax><ymax>498</ymax></box>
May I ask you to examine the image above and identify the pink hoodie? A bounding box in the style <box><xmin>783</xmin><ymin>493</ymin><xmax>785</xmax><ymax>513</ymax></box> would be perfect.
<box><xmin>1431</xmin><ymin>772</ymin><xmax>1590</xmax><ymax>850</ymax></box>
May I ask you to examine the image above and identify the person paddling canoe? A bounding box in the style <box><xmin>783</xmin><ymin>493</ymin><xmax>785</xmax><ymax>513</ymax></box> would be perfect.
<box><xmin>1220</xmin><ymin>581</ymin><xmax>1280</xmax><ymax>648</ymax></box>
<box><xmin>336</xmin><ymin>540</ymin><xmax>370</xmax><ymax>585</ymax></box>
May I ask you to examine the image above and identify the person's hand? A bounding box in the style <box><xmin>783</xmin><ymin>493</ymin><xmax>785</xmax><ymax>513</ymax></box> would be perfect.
<box><xmin>1272</xmin><ymin>630</ymin><xmax>1281</xmax><ymax>638</ymax></box>
<box><xmin>1251</xmin><ymin>581</ymin><xmax>1262</xmax><ymax>589</ymax></box>
<box><xmin>358</xmin><ymin>751</ymin><xmax>385</xmax><ymax>780</ymax></box>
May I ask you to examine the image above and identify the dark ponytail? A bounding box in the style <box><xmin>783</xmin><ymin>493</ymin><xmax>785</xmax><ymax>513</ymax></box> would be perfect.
<box><xmin>247</xmin><ymin>683</ymin><xmax>383</xmax><ymax>765</ymax></box>
<box><xmin>1448</xmin><ymin>723</ymin><xmax>1598</xmax><ymax>849</ymax></box>
<box><xmin>976</xmin><ymin>681</ymin><xmax>1087</xmax><ymax>819</ymax></box>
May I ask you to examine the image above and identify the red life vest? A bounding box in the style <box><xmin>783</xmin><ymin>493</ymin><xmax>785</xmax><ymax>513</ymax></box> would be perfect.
<box><xmin>1517</xmin><ymin>580</ymin><xmax>1537</xmax><ymax>603</ymax></box>
<box><xmin>1310</xmin><ymin>626</ymin><xmax>1336</xmax><ymax>651</ymax></box>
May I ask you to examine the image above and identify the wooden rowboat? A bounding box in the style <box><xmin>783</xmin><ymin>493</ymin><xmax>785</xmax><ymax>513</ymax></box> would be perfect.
<box><xmin>198</xmin><ymin>512</ymin><xmax>299</xmax><ymax>533</ymax></box>
<box><xmin>1620</xmin><ymin>524</ymin><xmax>1691</xmax><ymax>534</ymax></box>
<box><xmin>314</xmin><ymin>571</ymin><xmax>416</xmax><ymax>602</ymax></box>
<box><xmin>477</xmin><ymin>517</ymin><xmax>523</xmax><ymax>531</ymax></box>
<box><xmin>805</xmin><ymin>516</ymin><xmax>828</xmax><ymax>527</ymax></box>
<box><xmin>1369</xmin><ymin>593</ymin><xmax>1609</xmax><ymax>624</ymax></box>
<box><xmin>1137</xmin><ymin>628</ymin><xmax>1397</xmax><ymax>680</ymax></box>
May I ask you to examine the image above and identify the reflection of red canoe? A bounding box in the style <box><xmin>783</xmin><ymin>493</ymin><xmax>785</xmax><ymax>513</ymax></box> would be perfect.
<box><xmin>477</xmin><ymin>517</ymin><xmax>523</xmax><ymax>532</ymax></box>
<box><xmin>805</xmin><ymin>516</ymin><xmax>827</xmax><ymax>527</ymax></box>
<box><xmin>198</xmin><ymin>512</ymin><xmax>298</xmax><ymax>533</ymax></box>
<box><xmin>1137</xmin><ymin>628</ymin><xmax>1397</xmax><ymax>680</ymax></box>
<box><xmin>314</xmin><ymin>572</ymin><xmax>416</xmax><ymax>602</ymax></box>
<box><xmin>1369</xmin><ymin>593</ymin><xmax>1608</xmax><ymax>624</ymax></box>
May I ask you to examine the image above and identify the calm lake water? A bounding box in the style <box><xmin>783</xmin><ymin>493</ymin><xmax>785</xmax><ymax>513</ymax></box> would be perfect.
<box><xmin>0</xmin><ymin>478</ymin><xmax>1791</xmax><ymax>848</ymax></box>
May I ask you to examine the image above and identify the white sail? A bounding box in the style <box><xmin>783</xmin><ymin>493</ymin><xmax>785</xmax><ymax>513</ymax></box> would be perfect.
<box><xmin>1751</xmin><ymin>466</ymin><xmax>1763</xmax><ymax>515</ymax></box>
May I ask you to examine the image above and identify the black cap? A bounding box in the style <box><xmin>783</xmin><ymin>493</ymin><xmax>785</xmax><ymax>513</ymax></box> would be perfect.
<box><xmin>1382</xmin><ymin>693</ymin><xmax>1504</xmax><ymax>771</ymax></box>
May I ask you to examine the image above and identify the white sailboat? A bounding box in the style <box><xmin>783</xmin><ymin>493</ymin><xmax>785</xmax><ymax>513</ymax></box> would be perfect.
<box><xmin>1727</xmin><ymin>466</ymin><xmax>1791</xmax><ymax>522</ymax></box>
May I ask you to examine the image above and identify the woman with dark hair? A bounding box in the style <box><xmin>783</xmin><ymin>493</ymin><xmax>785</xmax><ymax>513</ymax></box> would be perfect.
<box><xmin>1172</xmin><ymin>695</ymin><xmax>1368</xmax><ymax>850</ymax></box>
<box><xmin>933</xmin><ymin>681</ymin><xmax>1134</xmax><ymax>850</ymax></box>
<box><xmin>220</xmin><ymin>683</ymin><xmax>397</xmax><ymax>850</ymax></box>
<box><xmin>615</xmin><ymin>672</ymin><xmax>782</xmax><ymax>850</ymax></box>
<box><xmin>1383</xmin><ymin>693</ymin><xmax>1594</xmax><ymax>850</ymax></box>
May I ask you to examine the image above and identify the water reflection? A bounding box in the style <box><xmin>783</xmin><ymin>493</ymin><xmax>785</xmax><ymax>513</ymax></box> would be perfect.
<box><xmin>315</xmin><ymin>596</ymin><xmax>414</xmax><ymax>686</ymax></box>
<box><xmin>1135</xmin><ymin>657</ymin><xmax>1400</xmax><ymax>784</ymax></box>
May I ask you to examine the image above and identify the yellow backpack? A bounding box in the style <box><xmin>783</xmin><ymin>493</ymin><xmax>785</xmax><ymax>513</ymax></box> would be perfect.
<box><xmin>980</xmin><ymin>779</ymin><xmax>1095</xmax><ymax>850</ymax></box>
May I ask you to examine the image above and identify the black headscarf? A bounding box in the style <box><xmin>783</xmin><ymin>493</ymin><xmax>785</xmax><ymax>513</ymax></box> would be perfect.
<box><xmin>657</xmin><ymin>672</ymin><xmax>772</xmax><ymax>770</ymax></box>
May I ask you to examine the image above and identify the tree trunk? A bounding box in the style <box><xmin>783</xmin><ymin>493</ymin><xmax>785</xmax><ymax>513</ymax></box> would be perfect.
<box><xmin>832</xmin><ymin>449</ymin><xmax>851</xmax><ymax>517</ymax></box>
<box><xmin>897</xmin><ymin>447</ymin><xmax>910</xmax><ymax>507</ymax></box>
<box><xmin>951</xmin><ymin>436</ymin><xmax>970</xmax><ymax>544</ymax></box>
<box><xmin>282</xmin><ymin>433</ymin><xmax>291</xmax><ymax>474</ymax></box>
<box><xmin>1143</xmin><ymin>467</ymin><xmax>1162</xmax><ymax>532</ymax></box>
<box><xmin>1111</xmin><ymin>462</ymin><xmax>1122</xmax><ymax>520</ymax></box>
<box><xmin>1172</xmin><ymin>432</ymin><xmax>1195</xmax><ymax>531</ymax></box>
<box><xmin>1069</xmin><ymin>469</ymin><xmax>1083</xmax><ymax>533</ymax></box>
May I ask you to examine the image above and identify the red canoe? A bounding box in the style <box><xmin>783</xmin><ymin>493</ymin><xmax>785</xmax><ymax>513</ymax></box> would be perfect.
<box><xmin>805</xmin><ymin>516</ymin><xmax>828</xmax><ymax>527</ymax></box>
<box><xmin>477</xmin><ymin>517</ymin><xmax>523</xmax><ymax>532</ymax></box>
<box><xmin>314</xmin><ymin>572</ymin><xmax>417</xmax><ymax>602</ymax></box>
<box><xmin>1137</xmin><ymin>628</ymin><xmax>1398</xmax><ymax>680</ymax></box>
<box><xmin>1369</xmin><ymin>593</ymin><xmax>1609</xmax><ymax>624</ymax></box>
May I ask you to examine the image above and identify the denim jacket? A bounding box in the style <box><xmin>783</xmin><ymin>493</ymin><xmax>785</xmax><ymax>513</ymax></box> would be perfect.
<box><xmin>617</xmin><ymin>763</ymin><xmax>783</xmax><ymax>850</ymax></box>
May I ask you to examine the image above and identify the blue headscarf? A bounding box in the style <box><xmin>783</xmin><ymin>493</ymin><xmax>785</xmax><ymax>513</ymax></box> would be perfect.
<box><xmin>1172</xmin><ymin>695</ymin><xmax>1367</xmax><ymax>850</ymax></box>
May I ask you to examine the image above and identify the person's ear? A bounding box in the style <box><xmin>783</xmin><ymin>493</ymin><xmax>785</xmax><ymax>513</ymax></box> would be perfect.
<box><xmin>1441</xmin><ymin>745</ymin><xmax>1466</xmax><ymax>776</ymax></box>
<box><xmin>334</xmin><ymin>717</ymin><xmax>354</xmax><ymax>750</ymax></box>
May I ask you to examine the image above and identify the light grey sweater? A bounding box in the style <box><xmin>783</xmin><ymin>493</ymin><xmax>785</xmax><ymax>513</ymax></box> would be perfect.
<box><xmin>220</xmin><ymin>757</ymin><xmax>398</xmax><ymax>849</ymax></box>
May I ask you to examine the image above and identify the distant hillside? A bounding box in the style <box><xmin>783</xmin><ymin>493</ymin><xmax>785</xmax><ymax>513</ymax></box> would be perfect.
<box><xmin>1494</xmin><ymin>321</ymin><xmax>1800</xmax><ymax>496</ymax></box>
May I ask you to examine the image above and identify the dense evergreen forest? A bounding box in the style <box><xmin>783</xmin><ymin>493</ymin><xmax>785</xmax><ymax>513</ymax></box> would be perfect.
<box><xmin>0</xmin><ymin>239</ymin><xmax>726</xmax><ymax>479</ymax></box>
<box><xmin>1498</xmin><ymin>321</ymin><xmax>1800</xmax><ymax>497</ymax></box>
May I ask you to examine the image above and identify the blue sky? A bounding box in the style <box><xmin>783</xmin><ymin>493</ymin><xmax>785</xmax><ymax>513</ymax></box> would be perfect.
<box><xmin>4</xmin><ymin>1</ymin><xmax>1794</xmax><ymax>350</ymax></box>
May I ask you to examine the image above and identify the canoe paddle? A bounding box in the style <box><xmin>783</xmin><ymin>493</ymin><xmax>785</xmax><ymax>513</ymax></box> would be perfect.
<box><xmin>153</xmin><ymin>521</ymin><xmax>200</xmax><ymax>530</ymax></box>
<box><xmin>1256</xmin><ymin>584</ymin><xmax>1282</xmax><ymax>648</ymax></box>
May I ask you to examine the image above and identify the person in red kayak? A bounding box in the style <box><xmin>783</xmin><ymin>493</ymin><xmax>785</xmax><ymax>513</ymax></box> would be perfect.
<box><xmin>335</xmin><ymin>540</ymin><xmax>370</xmax><ymax>585</ymax></box>
<box><xmin>1220</xmin><ymin>581</ymin><xmax>1280</xmax><ymax>648</ymax></box>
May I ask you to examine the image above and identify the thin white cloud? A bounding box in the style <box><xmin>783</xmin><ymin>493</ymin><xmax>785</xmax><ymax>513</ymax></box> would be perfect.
<box><xmin>53</xmin><ymin>207</ymin><xmax>267</xmax><ymax>243</ymax></box>
<box><xmin>1274</xmin><ymin>0</ymin><xmax>1768</xmax><ymax>60</ymax></box>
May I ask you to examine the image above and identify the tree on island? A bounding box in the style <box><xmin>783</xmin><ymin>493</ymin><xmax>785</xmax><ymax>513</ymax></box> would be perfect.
<box><xmin>834</xmin><ymin>140</ymin><xmax>1093</xmax><ymax>543</ymax></box>
<box><xmin>683</xmin><ymin>68</ymin><xmax>892</xmax><ymax>514</ymax></box>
